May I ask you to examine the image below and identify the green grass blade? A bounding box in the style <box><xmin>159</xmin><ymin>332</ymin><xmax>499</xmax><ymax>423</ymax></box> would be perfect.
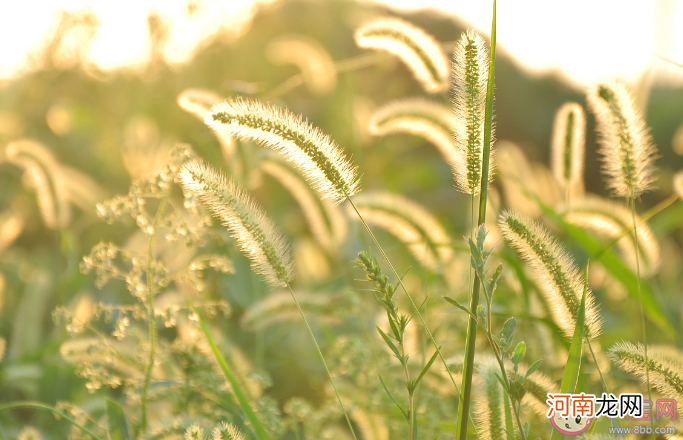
<box><xmin>106</xmin><ymin>398</ymin><xmax>132</xmax><ymax>440</ymax></box>
<box><xmin>456</xmin><ymin>1</ymin><xmax>496</xmax><ymax>439</ymax></box>
<box><xmin>550</xmin><ymin>272</ymin><xmax>587</xmax><ymax>440</ymax></box>
<box><xmin>194</xmin><ymin>307</ymin><xmax>272</xmax><ymax>440</ymax></box>
<box><xmin>503</xmin><ymin>389</ymin><xmax>514</xmax><ymax>440</ymax></box>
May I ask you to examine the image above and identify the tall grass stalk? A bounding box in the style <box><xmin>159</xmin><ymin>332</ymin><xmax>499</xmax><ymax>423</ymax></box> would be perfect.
<box><xmin>588</xmin><ymin>81</ymin><xmax>658</xmax><ymax>435</ymax></box>
<box><xmin>139</xmin><ymin>188</ymin><xmax>170</xmax><ymax>437</ymax></box>
<box><xmin>456</xmin><ymin>1</ymin><xmax>496</xmax><ymax>438</ymax></box>
<box><xmin>630</xmin><ymin>195</ymin><xmax>654</xmax><ymax>422</ymax></box>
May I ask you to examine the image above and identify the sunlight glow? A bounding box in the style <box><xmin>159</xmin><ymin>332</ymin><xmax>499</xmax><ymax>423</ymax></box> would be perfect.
<box><xmin>0</xmin><ymin>0</ymin><xmax>682</xmax><ymax>85</ymax></box>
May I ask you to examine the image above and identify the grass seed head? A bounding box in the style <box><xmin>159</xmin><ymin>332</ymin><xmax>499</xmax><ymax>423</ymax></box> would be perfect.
<box><xmin>355</xmin><ymin>17</ymin><xmax>449</xmax><ymax>93</ymax></box>
<box><xmin>368</xmin><ymin>98</ymin><xmax>460</xmax><ymax>171</ymax></box>
<box><xmin>551</xmin><ymin>103</ymin><xmax>585</xmax><ymax>195</ymax></box>
<box><xmin>451</xmin><ymin>29</ymin><xmax>493</xmax><ymax>195</ymax></box>
<box><xmin>180</xmin><ymin>160</ymin><xmax>294</xmax><ymax>287</ymax></box>
<box><xmin>587</xmin><ymin>81</ymin><xmax>658</xmax><ymax>198</ymax></box>
<box><xmin>608</xmin><ymin>342</ymin><xmax>683</xmax><ymax>404</ymax></box>
<box><xmin>499</xmin><ymin>210</ymin><xmax>602</xmax><ymax>339</ymax></box>
<box><xmin>206</xmin><ymin>97</ymin><xmax>360</xmax><ymax>205</ymax></box>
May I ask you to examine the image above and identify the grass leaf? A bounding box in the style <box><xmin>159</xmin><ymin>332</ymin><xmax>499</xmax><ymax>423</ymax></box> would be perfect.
<box><xmin>106</xmin><ymin>398</ymin><xmax>132</xmax><ymax>440</ymax></box>
<box><xmin>550</xmin><ymin>273</ymin><xmax>587</xmax><ymax>440</ymax></box>
<box><xmin>194</xmin><ymin>307</ymin><xmax>272</xmax><ymax>440</ymax></box>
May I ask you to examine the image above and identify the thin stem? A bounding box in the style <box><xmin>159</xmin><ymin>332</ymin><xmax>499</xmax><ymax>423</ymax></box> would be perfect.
<box><xmin>139</xmin><ymin>192</ymin><xmax>170</xmax><ymax>436</ymax></box>
<box><xmin>0</xmin><ymin>401</ymin><xmax>104</xmax><ymax>440</ymax></box>
<box><xmin>592</xmin><ymin>192</ymin><xmax>677</xmax><ymax>261</ymax></box>
<box><xmin>284</xmin><ymin>282</ymin><xmax>358</xmax><ymax>440</ymax></box>
<box><xmin>586</xmin><ymin>339</ymin><xmax>610</xmax><ymax>394</ymax></box>
<box><xmin>345</xmin><ymin>193</ymin><xmax>480</xmax><ymax>438</ymax></box>
<box><xmin>398</xmin><ymin>330</ymin><xmax>415</xmax><ymax>440</ymax></box>
<box><xmin>629</xmin><ymin>195</ymin><xmax>654</xmax><ymax>438</ymax></box>
<box><xmin>457</xmin><ymin>2</ymin><xmax>496</xmax><ymax>439</ymax></box>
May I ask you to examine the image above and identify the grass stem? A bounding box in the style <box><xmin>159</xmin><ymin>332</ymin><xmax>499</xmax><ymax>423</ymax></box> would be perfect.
<box><xmin>139</xmin><ymin>191</ymin><xmax>169</xmax><ymax>436</ymax></box>
<box><xmin>456</xmin><ymin>1</ymin><xmax>496</xmax><ymax>439</ymax></box>
<box><xmin>630</xmin><ymin>195</ymin><xmax>655</xmax><ymax>438</ymax></box>
<box><xmin>284</xmin><ymin>282</ymin><xmax>359</xmax><ymax>440</ymax></box>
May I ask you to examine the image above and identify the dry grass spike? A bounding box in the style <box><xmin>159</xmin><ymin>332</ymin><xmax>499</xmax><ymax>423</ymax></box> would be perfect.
<box><xmin>451</xmin><ymin>29</ymin><xmax>493</xmax><ymax>195</ymax></box>
<box><xmin>180</xmin><ymin>160</ymin><xmax>294</xmax><ymax>287</ymax></box>
<box><xmin>355</xmin><ymin>17</ymin><xmax>449</xmax><ymax>93</ymax></box>
<box><xmin>499</xmin><ymin>210</ymin><xmax>602</xmax><ymax>339</ymax></box>
<box><xmin>587</xmin><ymin>81</ymin><xmax>658</xmax><ymax>198</ymax></box>
<box><xmin>206</xmin><ymin>97</ymin><xmax>360</xmax><ymax>204</ymax></box>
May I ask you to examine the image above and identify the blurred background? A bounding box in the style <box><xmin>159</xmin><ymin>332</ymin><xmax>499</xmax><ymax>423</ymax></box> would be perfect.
<box><xmin>1</xmin><ymin>0</ymin><xmax>683</xmax><ymax>438</ymax></box>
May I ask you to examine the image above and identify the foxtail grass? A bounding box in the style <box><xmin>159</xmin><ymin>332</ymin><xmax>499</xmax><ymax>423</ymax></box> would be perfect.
<box><xmin>368</xmin><ymin>98</ymin><xmax>459</xmax><ymax>170</ymax></box>
<box><xmin>451</xmin><ymin>29</ymin><xmax>493</xmax><ymax>197</ymax></box>
<box><xmin>588</xmin><ymin>80</ymin><xmax>660</xmax><ymax>428</ymax></box>
<box><xmin>177</xmin><ymin>88</ymin><xmax>239</xmax><ymax>173</ymax></box>
<box><xmin>5</xmin><ymin>139</ymin><xmax>70</xmax><ymax>230</ymax></box>
<box><xmin>265</xmin><ymin>35</ymin><xmax>337</xmax><ymax>95</ymax></box>
<box><xmin>206</xmin><ymin>98</ymin><xmax>360</xmax><ymax>205</ymax></box>
<box><xmin>180</xmin><ymin>160</ymin><xmax>358</xmax><ymax>440</ymax></box>
<box><xmin>499</xmin><ymin>211</ymin><xmax>602</xmax><ymax>339</ymax></box>
<box><xmin>563</xmin><ymin>195</ymin><xmax>660</xmax><ymax>277</ymax></box>
<box><xmin>455</xmin><ymin>3</ymin><xmax>497</xmax><ymax>439</ymax></box>
<box><xmin>551</xmin><ymin>103</ymin><xmax>585</xmax><ymax>203</ymax></box>
<box><xmin>474</xmin><ymin>357</ymin><xmax>505</xmax><ymax>440</ymax></box>
<box><xmin>354</xmin><ymin>17</ymin><xmax>449</xmax><ymax>93</ymax></box>
<box><xmin>180</xmin><ymin>160</ymin><xmax>294</xmax><ymax>287</ymax></box>
<box><xmin>608</xmin><ymin>342</ymin><xmax>683</xmax><ymax>404</ymax></box>
<box><xmin>205</xmin><ymin>96</ymin><xmax>467</xmax><ymax>415</ymax></box>
<box><xmin>587</xmin><ymin>81</ymin><xmax>657</xmax><ymax>199</ymax></box>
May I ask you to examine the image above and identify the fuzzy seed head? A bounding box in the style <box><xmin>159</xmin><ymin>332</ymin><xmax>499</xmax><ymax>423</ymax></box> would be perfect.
<box><xmin>185</xmin><ymin>424</ymin><xmax>204</xmax><ymax>440</ymax></box>
<box><xmin>451</xmin><ymin>29</ymin><xmax>493</xmax><ymax>195</ymax></box>
<box><xmin>266</xmin><ymin>35</ymin><xmax>337</xmax><ymax>95</ymax></box>
<box><xmin>349</xmin><ymin>191</ymin><xmax>453</xmax><ymax>270</ymax></box>
<box><xmin>609</xmin><ymin>342</ymin><xmax>683</xmax><ymax>406</ymax></box>
<box><xmin>178</xmin><ymin>88</ymin><xmax>222</xmax><ymax>119</ymax></box>
<box><xmin>180</xmin><ymin>160</ymin><xmax>294</xmax><ymax>287</ymax></box>
<box><xmin>563</xmin><ymin>195</ymin><xmax>660</xmax><ymax>277</ymax></box>
<box><xmin>551</xmin><ymin>103</ymin><xmax>585</xmax><ymax>194</ymax></box>
<box><xmin>368</xmin><ymin>98</ymin><xmax>460</xmax><ymax>170</ymax></box>
<box><xmin>5</xmin><ymin>139</ymin><xmax>71</xmax><ymax>229</ymax></box>
<box><xmin>206</xmin><ymin>98</ymin><xmax>360</xmax><ymax>204</ymax></box>
<box><xmin>17</xmin><ymin>427</ymin><xmax>42</xmax><ymax>440</ymax></box>
<box><xmin>474</xmin><ymin>357</ymin><xmax>505</xmax><ymax>440</ymax></box>
<box><xmin>587</xmin><ymin>81</ymin><xmax>658</xmax><ymax>198</ymax></box>
<box><xmin>213</xmin><ymin>422</ymin><xmax>246</xmax><ymax>440</ymax></box>
<box><xmin>499</xmin><ymin>210</ymin><xmax>602</xmax><ymax>339</ymax></box>
<box><xmin>355</xmin><ymin>17</ymin><xmax>449</xmax><ymax>93</ymax></box>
